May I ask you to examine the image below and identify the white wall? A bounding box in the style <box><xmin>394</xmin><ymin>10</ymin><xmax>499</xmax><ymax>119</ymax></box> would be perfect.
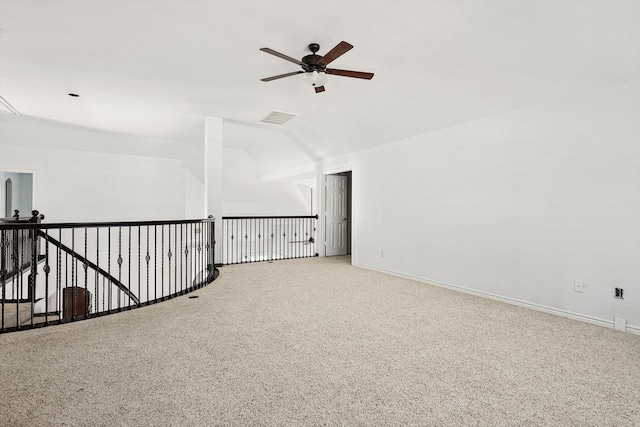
<box><xmin>1</xmin><ymin>144</ymin><xmax>187</xmax><ymax>222</ymax></box>
<box><xmin>324</xmin><ymin>80</ymin><xmax>640</xmax><ymax>331</ymax></box>
<box><xmin>184</xmin><ymin>168</ymin><xmax>205</xmax><ymax>219</ymax></box>
<box><xmin>0</xmin><ymin>116</ymin><xmax>195</xmax><ymax>222</ymax></box>
<box><xmin>0</xmin><ymin>114</ymin><xmax>319</xmax><ymax>223</ymax></box>
<box><xmin>222</xmin><ymin>147</ymin><xmax>312</xmax><ymax>216</ymax></box>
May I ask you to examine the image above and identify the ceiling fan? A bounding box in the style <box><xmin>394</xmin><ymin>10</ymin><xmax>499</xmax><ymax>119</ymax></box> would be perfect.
<box><xmin>260</xmin><ymin>41</ymin><xmax>374</xmax><ymax>93</ymax></box>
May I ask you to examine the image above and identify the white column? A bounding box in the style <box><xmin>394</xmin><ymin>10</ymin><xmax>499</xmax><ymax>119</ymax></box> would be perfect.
<box><xmin>204</xmin><ymin>116</ymin><xmax>223</xmax><ymax>264</ymax></box>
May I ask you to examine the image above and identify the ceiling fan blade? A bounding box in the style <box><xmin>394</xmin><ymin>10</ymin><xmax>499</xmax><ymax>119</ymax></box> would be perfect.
<box><xmin>260</xmin><ymin>47</ymin><xmax>305</xmax><ymax>66</ymax></box>
<box><xmin>261</xmin><ymin>71</ymin><xmax>304</xmax><ymax>82</ymax></box>
<box><xmin>326</xmin><ymin>68</ymin><xmax>374</xmax><ymax>80</ymax></box>
<box><xmin>318</xmin><ymin>41</ymin><xmax>353</xmax><ymax>66</ymax></box>
<box><xmin>315</xmin><ymin>86</ymin><xmax>326</xmax><ymax>93</ymax></box>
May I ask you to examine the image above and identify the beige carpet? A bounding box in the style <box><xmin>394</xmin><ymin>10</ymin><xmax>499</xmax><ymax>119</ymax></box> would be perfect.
<box><xmin>1</xmin><ymin>302</ymin><xmax>32</xmax><ymax>328</ymax></box>
<box><xmin>0</xmin><ymin>256</ymin><xmax>638</xmax><ymax>426</ymax></box>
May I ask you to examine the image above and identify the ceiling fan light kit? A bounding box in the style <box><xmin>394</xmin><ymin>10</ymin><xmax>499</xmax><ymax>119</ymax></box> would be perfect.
<box><xmin>260</xmin><ymin>41</ymin><xmax>374</xmax><ymax>94</ymax></box>
<box><xmin>302</xmin><ymin>70</ymin><xmax>328</xmax><ymax>88</ymax></box>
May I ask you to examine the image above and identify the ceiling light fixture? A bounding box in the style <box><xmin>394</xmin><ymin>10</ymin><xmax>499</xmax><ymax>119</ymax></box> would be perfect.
<box><xmin>302</xmin><ymin>70</ymin><xmax>327</xmax><ymax>88</ymax></box>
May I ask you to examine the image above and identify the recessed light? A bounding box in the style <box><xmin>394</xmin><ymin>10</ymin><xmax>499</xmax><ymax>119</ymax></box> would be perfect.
<box><xmin>68</xmin><ymin>93</ymin><xmax>79</xmax><ymax>97</ymax></box>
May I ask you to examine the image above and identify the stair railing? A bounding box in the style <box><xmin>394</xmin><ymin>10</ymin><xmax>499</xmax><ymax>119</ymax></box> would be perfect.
<box><xmin>221</xmin><ymin>215</ymin><xmax>318</xmax><ymax>264</ymax></box>
<box><xmin>1</xmin><ymin>211</ymin><xmax>217</xmax><ymax>333</ymax></box>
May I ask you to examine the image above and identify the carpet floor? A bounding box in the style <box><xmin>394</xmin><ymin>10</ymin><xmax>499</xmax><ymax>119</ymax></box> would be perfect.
<box><xmin>0</xmin><ymin>256</ymin><xmax>638</xmax><ymax>426</ymax></box>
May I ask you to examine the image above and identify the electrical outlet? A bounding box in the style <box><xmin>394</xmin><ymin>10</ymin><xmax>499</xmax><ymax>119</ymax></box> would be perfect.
<box><xmin>614</xmin><ymin>317</ymin><xmax>627</xmax><ymax>332</ymax></box>
<box><xmin>574</xmin><ymin>280</ymin><xmax>585</xmax><ymax>293</ymax></box>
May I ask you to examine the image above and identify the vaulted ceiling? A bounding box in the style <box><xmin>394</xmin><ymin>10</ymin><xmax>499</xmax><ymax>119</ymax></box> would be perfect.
<box><xmin>1</xmin><ymin>0</ymin><xmax>638</xmax><ymax>177</ymax></box>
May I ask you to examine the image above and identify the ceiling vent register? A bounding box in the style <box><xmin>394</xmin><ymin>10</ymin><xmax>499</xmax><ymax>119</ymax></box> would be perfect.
<box><xmin>261</xmin><ymin>110</ymin><xmax>299</xmax><ymax>125</ymax></box>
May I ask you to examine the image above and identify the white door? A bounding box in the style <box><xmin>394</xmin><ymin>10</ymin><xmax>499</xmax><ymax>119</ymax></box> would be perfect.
<box><xmin>325</xmin><ymin>174</ymin><xmax>348</xmax><ymax>256</ymax></box>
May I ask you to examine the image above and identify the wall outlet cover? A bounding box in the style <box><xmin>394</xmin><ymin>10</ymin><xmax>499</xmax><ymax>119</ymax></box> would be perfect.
<box><xmin>614</xmin><ymin>317</ymin><xmax>627</xmax><ymax>332</ymax></box>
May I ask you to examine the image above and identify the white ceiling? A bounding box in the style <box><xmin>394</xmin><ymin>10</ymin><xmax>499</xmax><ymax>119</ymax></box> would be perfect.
<box><xmin>1</xmin><ymin>0</ymin><xmax>638</xmax><ymax>176</ymax></box>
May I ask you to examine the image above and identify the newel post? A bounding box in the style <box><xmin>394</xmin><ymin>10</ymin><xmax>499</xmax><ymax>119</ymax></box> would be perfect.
<box><xmin>27</xmin><ymin>210</ymin><xmax>43</xmax><ymax>303</ymax></box>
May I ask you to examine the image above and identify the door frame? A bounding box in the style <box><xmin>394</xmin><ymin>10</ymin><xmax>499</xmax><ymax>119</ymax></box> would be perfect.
<box><xmin>0</xmin><ymin>168</ymin><xmax>37</xmax><ymax>219</ymax></box>
<box><xmin>320</xmin><ymin>167</ymin><xmax>353</xmax><ymax>258</ymax></box>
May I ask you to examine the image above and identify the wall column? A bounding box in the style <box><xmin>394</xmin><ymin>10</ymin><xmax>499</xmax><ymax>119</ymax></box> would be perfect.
<box><xmin>204</xmin><ymin>116</ymin><xmax>223</xmax><ymax>264</ymax></box>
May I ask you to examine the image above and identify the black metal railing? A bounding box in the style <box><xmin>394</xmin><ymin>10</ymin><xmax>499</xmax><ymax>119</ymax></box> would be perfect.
<box><xmin>1</xmin><ymin>211</ymin><xmax>217</xmax><ymax>333</ymax></box>
<box><xmin>0</xmin><ymin>210</ymin><xmax>40</xmax><ymax>284</ymax></box>
<box><xmin>221</xmin><ymin>215</ymin><xmax>318</xmax><ymax>264</ymax></box>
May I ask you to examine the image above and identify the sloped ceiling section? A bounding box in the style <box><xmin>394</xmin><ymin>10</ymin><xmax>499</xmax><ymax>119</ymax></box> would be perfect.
<box><xmin>0</xmin><ymin>0</ymin><xmax>638</xmax><ymax>177</ymax></box>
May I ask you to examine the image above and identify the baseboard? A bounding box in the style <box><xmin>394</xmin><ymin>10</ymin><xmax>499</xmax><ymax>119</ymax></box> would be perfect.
<box><xmin>628</xmin><ymin>324</ymin><xmax>640</xmax><ymax>335</ymax></box>
<box><xmin>354</xmin><ymin>262</ymin><xmax>639</xmax><ymax>336</ymax></box>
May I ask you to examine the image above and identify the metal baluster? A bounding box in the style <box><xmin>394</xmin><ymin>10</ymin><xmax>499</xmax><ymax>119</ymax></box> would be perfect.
<box><xmin>108</xmin><ymin>227</ymin><xmax>112</xmax><ymax>311</ymax></box>
<box><xmin>234</xmin><ymin>219</ymin><xmax>238</xmax><ymax>264</ymax></box>
<box><xmin>117</xmin><ymin>227</ymin><xmax>122</xmax><ymax>311</ymax></box>
<box><xmin>259</xmin><ymin>218</ymin><xmax>263</xmax><ymax>261</ymax></box>
<box><xmin>95</xmin><ymin>227</ymin><xmax>100</xmax><ymax>315</ymax></box>
<box><xmin>174</xmin><ymin>223</ymin><xmax>178</xmax><ymax>294</ymax></box>
<box><xmin>57</xmin><ymin>229</ymin><xmax>62</xmax><ymax>320</ymax></box>
<box><xmin>251</xmin><ymin>218</ymin><xmax>254</xmax><ymax>262</ymax></box>
<box><xmin>137</xmin><ymin>226</ymin><xmax>141</xmax><ymax>306</ymax></box>
<box><xmin>83</xmin><ymin>227</ymin><xmax>88</xmax><ymax>319</ymax></box>
<box><xmin>179</xmin><ymin>223</ymin><xmax>182</xmax><ymax>291</ymax></box>
<box><xmin>154</xmin><ymin>225</ymin><xmax>157</xmax><ymax>301</ymax></box>
<box><xmin>235</xmin><ymin>219</ymin><xmax>239</xmax><ymax>264</ymax></box>
<box><xmin>196</xmin><ymin>223</ymin><xmax>206</xmax><ymax>283</ymax></box>
<box><xmin>17</xmin><ymin>229</ymin><xmax>24</xmax><ymax>327</ymax></box>
<box><xmin>156</xmin><ymin>225</ymin><xmax>162</xmax><ymax>298</ymax></box>
<box><xmin>167</xmin><ymin>224</ymin><xmax>172</xmax><ymax>297</ymax></box>
<box><xmin>261</xmin><ymin>218</ymin><xmax>265</xmax><ymax>261</ymax></box>
<box><xmin>184</xmin><ymin>223</ymin><xmax>189</xmax><ymax>290</ymax></box>
<box><xmin>70</xmin><ymin>228</ymin><xmax>76</xmax><ymax>319</ymax></box>
<box><xmin>128</xmin><ymin>226</ymin><xmax>132</xmax><ymax>307</ymax></box>
<box><xmin>176</xmin><ymin>224</ymin><xmax>180</xmax><ymax>294</ymax></box>
<box><xmin>146</xmin><ymin>225</ymin><xmax>150</xmax><ymax>304</ymax></box>
<box><xmin>270</xmin><ymin>218</ymin><xmax>274</xmax><ymax>261</ymax></box>
<box><xmin>241</xmin><ymin>219</ymin><xmax>244</xmax><ymax>263</ymax></box>
<box><xmin>199</xmin><ymin>222</ymin><xmax>203</xmax><ymax>285</ymax></box>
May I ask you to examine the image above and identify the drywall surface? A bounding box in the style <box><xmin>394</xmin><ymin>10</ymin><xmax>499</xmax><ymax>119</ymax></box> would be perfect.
<box><xmin>0</xmin><ymin>143</ymin><xmax>185</xmax><ymax>222</ymax></box>
<box><xmin>343</xmin><ymin>80</ymin><xmax>640</xmax><ymax>329</ymax></box>
<box><xmin>0</xmin><ymin>116</ymin><xmax>189</xmax><ymax>222</ymax></box>
<box><xmin>222</xmin><ymin>148</ymin><xmax>312</xmax><ymax>216</ymax></box>
<box><xmin>0</xmin><ymin>115</ymin><xmax>316</xmax><ymax>224</ymax></box>
<box><xmin>184</xmin><ymin>168</ymin><xmax>205</xmax><ymax>219</ymax></box>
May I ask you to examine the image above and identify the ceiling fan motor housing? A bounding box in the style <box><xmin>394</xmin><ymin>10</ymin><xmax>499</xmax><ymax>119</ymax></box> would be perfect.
<box><xmin>301</xmin><ymin>43</ymin><xmax>326</xmax><ymax>73</ymax></box>
<box><xmin>302</xmin><ymin>58</ymin><xmax>325</xmax><ymax>73</ymax></box>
